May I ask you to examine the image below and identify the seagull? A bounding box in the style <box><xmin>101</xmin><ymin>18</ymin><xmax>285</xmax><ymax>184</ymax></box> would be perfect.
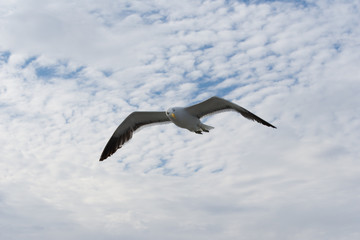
<box><xmin>99</xmin><ymin>96</ymin><xmax>276</xmax><ymax>161</ymax></box>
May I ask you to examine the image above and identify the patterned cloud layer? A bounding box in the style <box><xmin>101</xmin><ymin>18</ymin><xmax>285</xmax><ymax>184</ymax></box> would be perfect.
<box><xmin>1</xmin><ymin>1</ymin><xmax>360</xmax><ymax>239</ymax></box>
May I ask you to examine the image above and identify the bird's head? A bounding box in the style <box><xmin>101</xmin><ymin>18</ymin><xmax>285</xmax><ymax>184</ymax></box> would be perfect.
<box><xmin>166</xmin><ymin>108</ymin><xmax>176</xmax><ymax>119</ymax></box>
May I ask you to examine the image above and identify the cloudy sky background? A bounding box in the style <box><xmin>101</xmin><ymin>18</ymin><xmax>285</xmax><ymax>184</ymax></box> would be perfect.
<box><xmin>1</xmin><ymin>0</ymin><xmax>360</xmax><ymax>239</ymax></box>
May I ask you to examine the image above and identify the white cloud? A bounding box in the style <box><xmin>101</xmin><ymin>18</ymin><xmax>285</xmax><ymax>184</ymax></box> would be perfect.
<box><xmin>1</xmin><ymin>0</ymin><xmax>360</xmax><ymax>239</ymax></box>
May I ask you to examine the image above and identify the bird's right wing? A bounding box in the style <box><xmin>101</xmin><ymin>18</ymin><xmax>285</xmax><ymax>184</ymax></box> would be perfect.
<box><xmin>185</xmin><ymin>96</ymin><xmax>276</xmax><ymax>128</ymax></box>
<box><xmin>99</xmin><ymin>111</ymin><xmax>169</xmax><ymax>161</ymax></box>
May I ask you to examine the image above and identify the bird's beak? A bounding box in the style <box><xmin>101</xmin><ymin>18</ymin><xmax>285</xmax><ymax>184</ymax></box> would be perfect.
<box><xmin>171</xmin><ymin>113</ymin><xmax>176</xmax><ymax>119</ymax></box>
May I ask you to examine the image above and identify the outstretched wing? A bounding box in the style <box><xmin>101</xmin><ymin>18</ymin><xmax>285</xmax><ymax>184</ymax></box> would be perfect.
<box><xmin>185</xmin><ymin>96</ymin><xmax>276</xmax><ymax>128</ymax></box>
<box><xmin>99</xmin><ymin>111</ymin><xmax>170</xmax><ymax>161</ymax></box>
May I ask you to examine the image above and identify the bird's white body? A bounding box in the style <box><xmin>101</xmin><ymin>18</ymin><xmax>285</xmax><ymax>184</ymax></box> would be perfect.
<box><xmin>166</xmin><ymin>107</ymin><xmax>213</xmax><ymax>133</ymax></box>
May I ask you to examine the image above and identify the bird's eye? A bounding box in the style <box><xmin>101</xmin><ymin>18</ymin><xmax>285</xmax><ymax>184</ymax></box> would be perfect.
<box><xmin>172</xmin><ymin>108</ymin><xmax>175</xmax><ymax>112</ymax></box>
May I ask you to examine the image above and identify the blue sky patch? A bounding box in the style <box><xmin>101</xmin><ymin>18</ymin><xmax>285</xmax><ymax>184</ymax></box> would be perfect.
<box><xmin>0</xmin><ymin>51</ymin><xmax>11</xmax><ymax>64</ymax></box>
<box><xmin>21</xmin><ymin>56</ymin><xmax>37</xmax><ymax>69</ymax></box>
<box><xmin>35</xmin><ymin>64</ymin><xmax>85</xmax><ymax>79</ymax></box>
<box><xmin>35</xmin><ymin>66</ymin><xmax>57</xmax><ymax>78</ymax></box>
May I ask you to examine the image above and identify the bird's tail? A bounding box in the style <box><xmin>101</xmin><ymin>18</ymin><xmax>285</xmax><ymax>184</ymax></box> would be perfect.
<box><xmin>199</xmin><ymin>123</ymin><xmax>214</xmax><ymax>132</ymax></box>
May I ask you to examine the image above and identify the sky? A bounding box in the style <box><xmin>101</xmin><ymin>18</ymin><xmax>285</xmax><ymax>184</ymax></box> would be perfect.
<box><xmin>1</xmin><ymin>0</ymin><xmax>360</xmax><ymax>239</ymax></box>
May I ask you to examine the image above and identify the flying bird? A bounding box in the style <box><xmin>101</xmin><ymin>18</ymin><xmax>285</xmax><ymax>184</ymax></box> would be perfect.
<box><xmin>99</xmin><ymin>96</ymin><xmax>276</xmax><ymax>161</ymax></box>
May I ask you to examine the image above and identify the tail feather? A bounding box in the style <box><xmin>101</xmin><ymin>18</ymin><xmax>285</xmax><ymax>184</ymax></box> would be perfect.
<box><xmin>199</xmin><ymin>123</ymin><xmax>214</xmax><ymax>132</ymax></box>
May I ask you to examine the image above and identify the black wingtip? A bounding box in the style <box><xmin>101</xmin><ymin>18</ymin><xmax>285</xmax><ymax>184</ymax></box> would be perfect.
<box><xmin>99</xmin><ymin>153</ymin><xmax>109</xmax><ymax>161</ymax></box>
<box><xmin>263</xmin><ymin>122</ymin><xmax>277</xmax><ymax>129</ymax></box>
<box><xmin>268</xmin><ymin>123</ymin><xmax>277</xmax><ymax>129</ymax></box>
<box><xmin>99</xmin><ymin>150</ymin><xmax>117</xmax><ymax>161</ymax></box>
<box><xmin>250</xmin><ymin>116</ymin><xmax>277</xmax><ymax>129</ymax></box>
<box><xmin>99</xmin><ymin>136</ymin><xmax>119</xmax><ymax>162</ymax></box>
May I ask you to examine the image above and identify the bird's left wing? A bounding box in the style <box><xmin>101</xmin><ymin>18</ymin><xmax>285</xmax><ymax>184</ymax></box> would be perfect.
<box><xmin>185</xmin><ymin>96</ymin><xmax>276</xmax><ymax>128</ymax></box>
<box><xmin>99</xmin><ymin>111</ymin><xmax>169</xmax><ymax>161</ymax></box>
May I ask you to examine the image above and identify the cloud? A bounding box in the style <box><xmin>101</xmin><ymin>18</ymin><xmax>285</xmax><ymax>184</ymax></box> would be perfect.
<box><xmin>1</xmin><ymin>0</ymin><xmax>360</xmax><ymax>239</ymax></box>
